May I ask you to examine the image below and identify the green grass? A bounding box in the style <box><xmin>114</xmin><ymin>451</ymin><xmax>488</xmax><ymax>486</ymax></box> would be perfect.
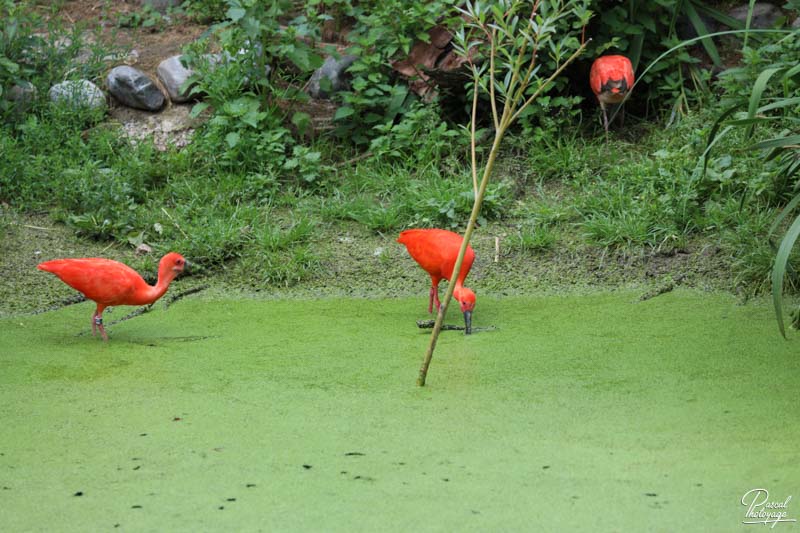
<box><xmin>1</xmin><ymin>291</ymin><xmax>798</xmax><ymax>531</ymax></box>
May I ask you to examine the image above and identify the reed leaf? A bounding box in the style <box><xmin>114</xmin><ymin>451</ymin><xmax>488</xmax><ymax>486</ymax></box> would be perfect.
<box><xmin>745</xmin><ymin>67</ymin><xmax>785</xmax><ymax>138</ymax></box>
<box><xmin>772</xmin><ymin>213</ymin><xmax>800</xmax><ymax>338</ymax></box>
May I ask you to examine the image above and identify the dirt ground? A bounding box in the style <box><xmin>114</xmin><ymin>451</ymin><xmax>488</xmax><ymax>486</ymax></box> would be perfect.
<box><xmin>55</xmin><ymin>1</ymin><xmax>208</xmax><ymax>73</ymax></box>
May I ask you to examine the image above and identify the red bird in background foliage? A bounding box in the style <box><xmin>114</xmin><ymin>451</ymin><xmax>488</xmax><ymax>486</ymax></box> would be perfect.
<box><xmin>38</xmin><ymin>252</ymin><xmax>187</xmax><ymax>341</ymax></box>
<box><xmin>589</xmin><ymin>54</ymin><xmax>635</xmax><ymax>136</ymax></box>
<box><xmin>398</xmin><ymin>229</ymin><xmax>476</xmax><ymax>334</ymax></box>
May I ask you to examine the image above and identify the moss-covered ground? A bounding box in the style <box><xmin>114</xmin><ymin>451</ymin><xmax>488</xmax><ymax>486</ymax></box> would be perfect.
<box><xmin>1</xmin><ymin>291</ymin><xmax>798</xmax><ymax>531</ymax></box>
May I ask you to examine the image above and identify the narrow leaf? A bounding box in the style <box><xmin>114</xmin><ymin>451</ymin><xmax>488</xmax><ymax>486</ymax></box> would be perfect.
<box><xmin>745</xmin><ymin>67</ymin><xmax>784</xmax><ymax>137</ymax></box>
<box><xmin>757</xmin><ymin>97</ymin><xmax>800</xmax><ymax>113</ymax></box>
<box><xmin>702</xmin><ymin>104</ymin><xmax>739</xmax><ymax>177</ymax></box>
<box><xmin>772</xmin><ymin>214</ymin><xmax>800</xmax><ymax>338</ymax></box>
<box><xmin>768</xmin><ymin>193</ymin><xmax>800</xmax><ymax>240</ymax></box>
<box><xmin>685</xmin><ymin>1</ymin><xmax>721</xmax><ymax>66</ymax></box>
<box><xmin>748</xmin><ymin>135</ymin><xmax>800</xmax><ymax>151</ymax></box>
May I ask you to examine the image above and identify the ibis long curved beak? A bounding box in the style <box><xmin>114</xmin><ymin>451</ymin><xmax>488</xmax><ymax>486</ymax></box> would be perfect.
<box><xmin>464</xmin><ymin>310</ymin><xmax>472</xmax><ymax>335</ymax></box>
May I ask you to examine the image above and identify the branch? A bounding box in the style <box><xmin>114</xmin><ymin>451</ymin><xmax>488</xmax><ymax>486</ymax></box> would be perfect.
<box><xmin>510</xmin><ymin>40</ymin><xmax>589</xmax><ymax>124</ymax></box>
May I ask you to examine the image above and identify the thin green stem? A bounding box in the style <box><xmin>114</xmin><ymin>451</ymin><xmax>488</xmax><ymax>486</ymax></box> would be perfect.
<box><xmin>418</xmin><ymin>129</ymin><xmax>506</xmax><ymax>386</ymax></box>
<box><xmin>470</xmin><ymin>73</ymin><xmax>479</xmax><ymax>195</ymax></box>
<box><xmin>488</xmin><ymin>26</ymin><xmax>499</xmax><ymax>130</ymax></box>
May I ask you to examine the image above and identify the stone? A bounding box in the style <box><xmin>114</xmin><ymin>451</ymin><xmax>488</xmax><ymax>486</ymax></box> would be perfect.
<box><xmin>728</xmin><ymin>3</ymin><xmax>784</xmax><ymax>29</ymax></box>
<box><xmin>103</xmin><ymin>49</ymin><xmax>140</xmax><ymax>65</ymax></box>
<box><xmin>157</xmin><ymin>55</ymin><xmax>194</xmax><ymax>103</ymax></box>
<box><xmin>107</xmin><ymin>66</ymin><xmax>165</xmax><ymax>111</ymax></box>
<box><xmin>6</xmin><ymin>82</ymin><xmax>37</xmax><ymax>107</ymax></box>
<box><xmin>135</xmin><ymin>243</ymin><xmax>153</xmax><ymax>256</ymax></box>
<box><xmin>308</xmin><ymin>54</ymin><xmax>358</xmax><ymax>99</ymax></box>
<box><xmin>48</xmin><ymin>80</ymin><xmax>106</xmax><ymax>111</ymax></box>
<box><xmin>792</xmin><ymin>17</ymin><xmax>800</xmax><ymax>29</ymax></box>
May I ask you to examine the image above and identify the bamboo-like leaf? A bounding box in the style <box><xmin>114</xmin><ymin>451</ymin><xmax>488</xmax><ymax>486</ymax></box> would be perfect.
<box><xmin>630</xmin><ymin>32</ymin><xmax>644</xmax><ymax>73</ymax></box>
<box><xmin>784</xmin><ymin>64</ymin><xmax>800</xmax><ymax>80</ymax></box>
<box><xmin>745</xmin><ymin>67</ymin><xmax>785</xmax><ymax>138</ymax></box>
<box><xmin>748</xmin><ymin>134</ymin><xmax>800</xmax><ymax>151</ymax></box>
<box><xmin>772</xmin><ymin>214</ymin><xmax>800</xmax><ymax>338</ymax></box>
<box><xmin>702</xmin><ymin>104</ymin><xmax>739</xmax><ymax>177</ymax></box>
<box><xmin>787</xmin><ymin>157</ymin><xmax>800</xmax><ymax>177</ymax></box>
<box><xmin>684</xmin><ymin>1</ymin><xmax>721</xmax><ymax>67</ymax></box>
<box><xmin>757</xmin><ymin>97</ymin><xmax>800</xmax><ymax>113</ymax></box>
<box><xmin>768</xmin><ymin>193</ymin><xmax>800</xmax><ymax>240</ymax></box>
<box><xmin>693</xmin><ymin>5</ymin><xmax>739</xmax><ymax>30</ymax></box>
<box><xmin>726</xmin><ymin>117</ymin><xmax>780</xmax><ymax>126</ymax></box>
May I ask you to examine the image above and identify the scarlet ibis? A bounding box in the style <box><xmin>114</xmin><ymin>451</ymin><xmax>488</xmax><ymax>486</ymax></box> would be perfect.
<box><xmin>38</xmin><ymin>252</ymin><xmax>187</xmax><ymax>341</ymax></box>
<box><xmin>589</xmin><ymin>54</ymin><xmax>634</xmax><ymax>136</ymax></box>
<box><xmin>397</xmin><ymin>228</ymin><xmax>476</xmax><ymax>334</ymax></box>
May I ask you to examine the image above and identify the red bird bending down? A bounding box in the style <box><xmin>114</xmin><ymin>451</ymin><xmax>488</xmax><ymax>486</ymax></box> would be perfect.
<box><xmin>38</xmin><ymin>252</ymin><xmax>187</xmax><ymax>341</ymax></box>
<box><xmin>397</xmin><ymin>228</ymin><xmax>476</xmax><ymax>334</ymax></box>
<box><xmin>589</xmin><ymin>54</ymin><xmax>634</xmax><ymax>136</ymax></box>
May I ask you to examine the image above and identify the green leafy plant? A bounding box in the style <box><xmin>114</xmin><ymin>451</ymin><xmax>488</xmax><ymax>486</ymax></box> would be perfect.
<box><xmin>117</xmin><ymin>4</ymin><xmax>173</xmax><ymax>31</ymax></box>
<box><xmin>695</xmin><ymin>33</ymin><xmax>800</xmax><ymax>335</ymax></box>
<box><xmin>327</xmin><ymin>0</ymin><xmax>457</xmax><ymax>145</ymax></box>
<box><xmin>1</xmin><ymin>1</ymin><xmax>109</xmax><ymax>121</ymax></box>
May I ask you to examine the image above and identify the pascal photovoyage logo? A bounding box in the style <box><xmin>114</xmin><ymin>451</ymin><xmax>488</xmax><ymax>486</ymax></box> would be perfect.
<box><xmin>742</xmin><ymin>488</ymin><xmax>797</xmax><ymax>528</ymax></box>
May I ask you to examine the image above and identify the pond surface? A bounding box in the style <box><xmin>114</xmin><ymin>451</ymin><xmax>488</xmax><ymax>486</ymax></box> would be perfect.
<box><xmin>1</xmin><ymin>291</ymin><xmax>797</xmax><ymax>531</ymax></box>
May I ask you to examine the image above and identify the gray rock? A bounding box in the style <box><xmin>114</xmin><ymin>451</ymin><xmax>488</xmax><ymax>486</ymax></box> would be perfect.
<box><xmin>792</xmin><ymin>17</ymin><xmax>800</xmax><ymax>29</ymax></box>
<box><xmin>308</xmin><ymin>55</ymin><xmax>358</xmax><ymax>99</ymax></box>
<box><xmin>107</xmin><ymin>66</ymin><xmax>165</xmax><ymax>111</ymax></box>
<box><xmin>157</xmin><ymin>55</ymin><xmax>194</xmax><ymax>103</ymax></box>
<box><xmin>728</xmin><ymin>3</ymin><xmax>784</xmax><ymax>28</ymax></box>
<box><xmin>135</xmin><ymin>243</ymin><xmax>153</xmax><ymax>255</ymax></box>
<box><xmin>103</xmin><ymin>49</ymin><xmax>140</xmax><ymax>65</ymax></box>
<box><xmin>6</xmin><ymin>82</ymin><xmax>37</xmax><ymax>106</ymax></box>
<box><xmin>48</xmin><ymin>80</ymin><xmax>106</xmax><ymax>111</ymax></box>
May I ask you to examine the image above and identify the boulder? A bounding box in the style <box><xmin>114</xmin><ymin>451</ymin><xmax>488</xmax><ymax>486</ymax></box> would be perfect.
<box><xmin>6</xmin><ymin>82</ymin><xmax>37</xmax><ymax>108</ymax></box>
<box><xmin>728</xmin><ymin>3</ymin><xmax>784</xmax><ymax>28</ymax></box>
<box><xmin>106</xmin><ymin>66</ymin><xmax>166</xmax><ymax>111</ymax></box>
<box><xmin>157</xmin><ymin>55</ymin><xmax>194</xmax><ymax>103</ymax></box>
<box><xmin>308</xmin><ymin>54</ymin><xmax>358</xmax><ymax>99</ymax></box>
<box><xmin>48</xmin><ymin>80</ymin><xmax>106</xmax><ymax>111</ymax></box>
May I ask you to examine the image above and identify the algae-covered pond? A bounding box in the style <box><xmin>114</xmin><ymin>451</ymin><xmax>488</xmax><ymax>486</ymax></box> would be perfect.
<box><xmin>1</xmin><ymin>291</ymin><xmax>798</xmax><ymax>531</ymax></box>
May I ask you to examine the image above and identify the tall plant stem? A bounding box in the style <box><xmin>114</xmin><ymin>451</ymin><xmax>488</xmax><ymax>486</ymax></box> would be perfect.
<box><xmin>417</xmin><ymin>130</ymin><xmax>506</xmax><ymax>386</ymax></box>
<box><xmin>416</xmin><ymin>34</ymin><xmax>588</xmax><ymax>386</ymax></box>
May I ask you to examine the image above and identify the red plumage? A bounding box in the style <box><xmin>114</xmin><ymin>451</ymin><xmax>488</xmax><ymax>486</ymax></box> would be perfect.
<box><xmin>398</xmin><ymin>228</ymin><xmax>476</xmax><ymax>333</ymax></box>
<box><xmin>589</xmin><ymin>55</ymin><xmax>635</xmax><ymax>135</ymax></box>
<box><xmin>38</xmin><ymin>252</ymin><xmax>187</xmax><ymax>340</ymax></box>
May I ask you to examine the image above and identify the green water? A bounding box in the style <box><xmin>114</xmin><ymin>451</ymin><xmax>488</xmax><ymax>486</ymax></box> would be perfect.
<box><xmin>1</xmin><ymin>291</ymin><xmax>798</xmax><ymax>531</ymax></box>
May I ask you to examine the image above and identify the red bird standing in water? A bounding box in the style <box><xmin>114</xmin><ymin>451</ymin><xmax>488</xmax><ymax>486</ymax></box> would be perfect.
<box><xmin>398</xmin><ymin>229</ymin><xmax>476</xmax><ymax>334</ymax></box>
<box><xmin>589</xmin><ymin>54</ymin><xmax>634</xmax><ymax>136</ymax></box>
<box><xmin>38</xmin><ymin>252</ymin><xmax>187</xmax><ymax>341</ymax></box>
